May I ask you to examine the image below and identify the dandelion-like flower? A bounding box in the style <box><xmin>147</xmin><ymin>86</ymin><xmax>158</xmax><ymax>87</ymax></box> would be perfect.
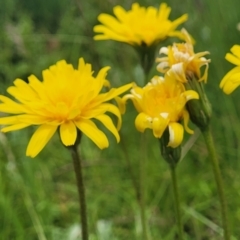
<box><xmin>93</xmin><ymin>3</ymin><xmax>188</xmax><ymax>47</ymax></box>
<box><xmin>0</xmin><ymin>58</ymin><xmax>132</xmax><ymax>157</ymax></box>
<box><xmin>121</xmin><ymin>74</ymin><xmax>198</xmax><ymax>147</ymax></box>
<box><xmin>157</xmin><ymin>29</ymin><xmax>210</xmax><ymax>83</ymax></box>
<box><xmin>220</xmin><ymin>45</ymin><xmax>240</xmax><ymax>94</ymax></box>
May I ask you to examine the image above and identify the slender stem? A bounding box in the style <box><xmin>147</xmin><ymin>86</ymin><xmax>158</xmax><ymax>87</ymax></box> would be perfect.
<box><xmin>170</xmin><ymin>164</ymin><xmax>184</xmax><ymax>240</ymax></box>
<box><xmin>139</xmin><ymin>133</ymin><xmax>148</xmax><ymax>240</ymax></box>
<box><xmin>137</xmin><ymin>51</ymin><xmax>152</xmax><ymax>239</ymax></box>
<box><xmin>70</xmin><ymin>144</ymin><xmax>88</xmax><ymax>240</ymax></box>
<box><xmin>202</xmin><ymin>126</ymin><xmax>230</xmax><ymax>240</ymax></box>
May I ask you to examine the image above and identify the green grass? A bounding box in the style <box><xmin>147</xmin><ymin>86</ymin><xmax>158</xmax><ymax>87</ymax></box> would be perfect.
<box><xmin>0</xmin><ymin>0</ymin><xmax>240</xmax><ymax>239</ymax></box>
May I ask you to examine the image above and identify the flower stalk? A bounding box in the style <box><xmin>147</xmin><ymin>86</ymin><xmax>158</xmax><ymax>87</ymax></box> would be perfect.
<box><xmin>139</xmin><ymin>133</ymin><xmax>149</xmax><ymax>240</ymax></box>
<box><xmin>202</xmin><ymin>126</ymin><xmax>230</xmax><ymax>240</ymax></box>
<box><xmin>160</xmin><ymin>129</ymin><xmax>183</xmax><ymax>240</ymax></box>
<box><xmin>69</xmin><ymin>133</ymin><xmax>89</xmax><ymax>240</ymax></box>
<box><xmin>135</xmin><ymin>43</ymin><xmax>157</xmax><ymax>81</ymax></box>
<box><xmin>170</xmin><ymin>165</ymin><xmax>184</xmax><ymax>240</ymax></box>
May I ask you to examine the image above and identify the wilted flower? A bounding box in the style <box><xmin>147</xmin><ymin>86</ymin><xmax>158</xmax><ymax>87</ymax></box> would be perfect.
<box><xmin>220</xmin><ymin>45</ymin><xmax>240</xmax><ymax>94</ymax></box>
<box><xmin>93</xmin><ymin>3</ymin><xmax>188</xmax><ymax>47</ymax></box>
<box><xmin>157</xmin><ymin>28</ymin><xmax>210</xmax><ymax>83</ymax></box>
<box><xmin>0</xmin><ymin>58</ymin><xmax>132</xmax><ymax>157</ymax></box>
<box><xmin>121</xmin><ymin>73</ymin><xmax>198</xmax><ymax>148</ymax></box>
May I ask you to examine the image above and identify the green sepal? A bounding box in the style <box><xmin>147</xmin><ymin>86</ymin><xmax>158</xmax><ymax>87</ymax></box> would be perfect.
<box><xmin>185</xmin><ymin>77</ymin><xmax>212</xmax><ymax>131</ymax></box>
<box><xmin>159</xmin><ymin>128</ymin><xmax>182</xmax><ymax>167</ymax></box>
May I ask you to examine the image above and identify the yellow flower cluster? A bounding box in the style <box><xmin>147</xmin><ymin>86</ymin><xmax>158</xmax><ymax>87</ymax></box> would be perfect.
<box><xmin>0</xmin><ymin>2</ymin><xmax>216</xmax><ymax>156</ymax></box>
<box><xmin>119</xmin><ymin>28</ymin><xmax>211</xmax><ymax>146</ymax></box>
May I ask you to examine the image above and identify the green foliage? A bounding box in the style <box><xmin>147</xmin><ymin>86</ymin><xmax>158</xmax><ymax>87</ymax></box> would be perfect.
<box><xmin>0</xmin><ymin>0</ymin><xmax>240</xmax><ymax>239</ymax></box>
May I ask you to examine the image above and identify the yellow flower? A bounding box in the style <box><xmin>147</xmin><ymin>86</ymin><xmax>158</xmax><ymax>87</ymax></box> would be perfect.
<box><xmin>156</xmin><ymin>29</ymin><xmax>210</xmax><ymax>83</ymax></box>
<box><xmin>93</xmin><ymin>3</ymin><xmax>188</xmax><ymax>47</ymax></box>
<box><xmin>122</xmin><ymin>74</ymin><xmax>198</xmax><ymax>147</ymax></box>
<box><xmin>0</xmin><ymin>58</ymin><xmax>132</xmax><ymax>157</ymax></box>
<box><xmin>220</xmin><ymin>45</ymin><xmax>240</xmax><ymax>94</ymax></box>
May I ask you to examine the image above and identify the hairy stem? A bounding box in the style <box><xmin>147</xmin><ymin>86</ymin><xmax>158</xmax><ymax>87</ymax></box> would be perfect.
<box><xmin>202</xmin><ymin>126</ymin><xmax>230</xmax><ymax>240</ymax></box>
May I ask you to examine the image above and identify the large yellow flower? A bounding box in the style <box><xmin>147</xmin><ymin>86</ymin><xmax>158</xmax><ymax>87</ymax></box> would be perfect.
<box><xmin>220</xmin><ymin>45</ymin><xmax>240</xmax><ymax>94</ymax></box>
<box><xmin>157</xmin><ymin>29</ymin><xmax>210</xmax><ymax>83</ymax></box>
<box><xmin>122</xmin><ymin>74</ymin><xmax>198</xmax><ymax>147</ymax></box>
<box><xmin>0</xmin><ymin>58</ymin><xmax>132</xmax><ymax>157</ymax></box>
<box><xmin>93</xmin><ymin>3</ymin><xmax>188</xmax><ymax>47</ymax></box>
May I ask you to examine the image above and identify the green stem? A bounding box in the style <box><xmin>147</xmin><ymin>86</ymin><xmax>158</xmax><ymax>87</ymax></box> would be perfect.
<box><xmin>70</xmin><ymin>144</ymin><xmax>89</xmax><ymax>240</ymax></box>
<box><xmin>202</xmin><ymin>126</ymin><xmax>230</xmax><ymax>240</ymax></box>
<box><xmin>170</xmin><ymin>164</ymin><xmax>184</xmax><ymax>240</ymax></box>
<box><xmin>139</xmin><ymin>133</ymin><xmax>148</xmax><ymax>240</ymax></box>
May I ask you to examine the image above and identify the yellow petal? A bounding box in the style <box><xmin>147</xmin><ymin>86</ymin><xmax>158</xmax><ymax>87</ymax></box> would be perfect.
<box><xmin>222</xmin><ymin>80</ymin><xmax>240</xmax><ymax>95</ymax></box>
<box><xmin>1</xmin><ymin>123</ymin><xmax>31</xmax><ymax>132</ymax></box>
<box><xmin>97</xmin><ymin>13</ymin><xmax>123</xmax><ymax>32</ymax></box>
<box><xmin>7</xmin><ymin>78</ymin><xmax>38</xmax><ymax>101</ymax></box>
<box><xmin>75</xmin><ymin>119</ymin><xmax>109</xmax><ymax>149</ymax></box>
<box><xmin>225</xmin><ymin>45</ymin><xmax>240</xmax><ymax>66</ymax></box>
<box><xmin>220</xmin><ymin>67</ymin><xmax>240</xmax><ymax>88</ymax></box>
<box><xmin>170</xmin><ymin>14</ymin><xmax>188</xmax><ymax>31</ymax></box>
<box><xmin>231</xmin><ymin>45</ymin><xmax>240</xmax><ymax>55</ymax></box>
<box><xmin>182</xmin><ymin>90</ymin><xmax>199</xmax><ymax>101</ymax></box>
<box><xmin>199</xmin><ymin>62</ymin><xmax>209</xmax><ymax>83</ymax></box>
<box><xmin>122</xmin><ymin>93</ymin><xmax>143</xmax><ymax>113</ymax></box>
<box><xmin>93</xmin><ymin>26</ymin><xmax>127</xmax><ymax>42</ymax></box>
<box><xmin>28</xmin><ymin>75</ymin><xmax>44</xmax><ymax>91</ymax></box>
<box><xmin>182</xmin><ymin>110</ymin><xmax>194</xmax><ymax>134</ymax></box>
<box><xmin>152</xmin><ymin>117</ymin><xmax>169</xmax><ymax>138</ymax></box>
<box><xmin>113</xmin><ymin>5</ymin><xmax>127</xmax><ymax>22</ymax></box>
<box><xmin>171</xmin><ymin>63</ymin><xmax>188</xmax><ymax>82</ymax></box>
<box><xmin>26</xmin><ymin>124</ymin><xmax>57</xmax><ymax>157</ymax></box>
<box><xmin>135</xmin><ymin>112</ymin><xmax>151</xmax><ymax>133</ymax></box>
<box><xmin>0</xmin><ymin>116</ymin><xmax>19</xmax><ymax>125</ymax></box>
<box><xmin>100</xmin><ymin>83</ymin><xmax>133</xmax><ymax>102</ymax></box>
<box><xmin>94</xmin><ymin>114</ymin><xmax>120</xmax><ymax>142</ymax></box>
<box><xmin>0</xmin><ymin>95</ymin><xmax>25</xmax><ymax>113</ymax></box>
<box><xmin>225</xmin><ymin>52</ymin><xmax>240</xmax><ymax>66</ymax></box>
<box><xmin>168</xmin><ymin>122</ymin><xmax>184</xmax><ymax>148</ymax></box>
<box><xmin>82</xmin><ymin>104</ymin><xmax>109</xmax><ymax>119</ymax></box>
<box><xmin>104</xmin><ymin>80</ymin><xmax>111</xmax><ymax>88</ymax></box>
<box><xmin>103</xmin><ymin>103</ymin><xmax>122</xmax><ymax>130</ymax></box>
<box><xmin>60</xmin><ymin>121</ymin><xmax>77</xmax><ymax>146</ymax></box>
<box><xmin>94</xmin><ymin>66</ymin><xmax>111</xmax><ymax>96</ymax></box>
<box><xmin>114</xmin><ymin>96</ymin><xmax>126</xmax><ymax>114</ymax></box>
<box><xmin>17</xmin><ymin>115</ymin><xmax>48</xmax><ymax>124</ymax></box>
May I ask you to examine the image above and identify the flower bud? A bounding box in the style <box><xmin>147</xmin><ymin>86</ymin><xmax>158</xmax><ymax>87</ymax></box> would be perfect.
<box><xmin>159</xmin><ymin>128</ymin><xmax>182</xmax><ymax>167</ymax></box>
<box><xmin>185</xmin><ymin>77</ymin><xmax>212</xmax><ymax>131</ymax></box>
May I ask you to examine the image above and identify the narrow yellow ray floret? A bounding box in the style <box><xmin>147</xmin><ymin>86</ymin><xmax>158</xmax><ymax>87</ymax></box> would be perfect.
<box><xmin>94</xmin><ymin>3</ymin><xmax>188</xmax><ymax>46</ymax></box>
<box><xmin>121</xmin><ymin>73</ymin><xmax>199</xmax><ymax>147</ymax></box>
<box><xmin>220</xmin><ymin>45</ymin><xmax>240</xmax><ymax>94</ymax></box>
<box><xmin>0</xmin><ymin>58</ymin><xmax>132</xmax><ymax>157</ymax></box>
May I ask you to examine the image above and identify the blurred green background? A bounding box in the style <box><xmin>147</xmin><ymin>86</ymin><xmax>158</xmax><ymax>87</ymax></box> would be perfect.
<box><xmin>0</xmin><ymin>0</ymin><xmax>240</xmax><ymax>239</ymax></box>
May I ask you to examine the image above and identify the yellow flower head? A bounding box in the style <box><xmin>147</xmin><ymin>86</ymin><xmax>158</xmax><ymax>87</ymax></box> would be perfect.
<box><xmin>157</xmin><ymin>29</ymin><xmax>210</xmax><ymax>83</ymax></box>
<box><xmin>220</xmin><ymin>45</ymin><xmax>240</xmax><ymax>94</ymax></box>
<box><xmin>93</xmin><ymin>3</ymin><xmax>188</xmax><ymax>47</ymax></box>
<box><xmin>0</xmin><ymin>58</ymin><xmax>132</xmax><ymax>157</ymax></box>
<box><xmin>122</xmin><ymin>74</ymin><xmax>198</xmax><ymax>148</ymax></box>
